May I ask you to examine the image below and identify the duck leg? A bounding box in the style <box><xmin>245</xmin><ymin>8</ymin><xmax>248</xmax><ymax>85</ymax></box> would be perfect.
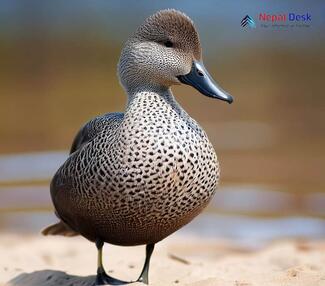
<box><xmin>95</xmin><ymin>239</ymin><xmax>127</xmax><ymax>285</ymax></box>
<box><xmin>137</xmin><ymin>244</ymin><xmax>155</xmax><ymax>284</ymax></box>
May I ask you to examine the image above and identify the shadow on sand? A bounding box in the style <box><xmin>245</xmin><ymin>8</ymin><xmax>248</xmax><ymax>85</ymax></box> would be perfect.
<box><xmin>7</xmin><ymin>270</ymin><xmax>135</xmax><ymax>286</ymax></box>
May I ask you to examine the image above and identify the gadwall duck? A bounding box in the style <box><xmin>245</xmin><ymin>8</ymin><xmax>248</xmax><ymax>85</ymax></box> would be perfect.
<box><xmin>43</xmin><ymin>9</ymin><xmax>233</xmax><ymax>285</ymax></box>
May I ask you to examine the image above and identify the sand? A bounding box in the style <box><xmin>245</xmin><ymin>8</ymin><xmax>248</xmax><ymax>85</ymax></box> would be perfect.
<box><xmin>1</xmin><ymin>234</ymin><xmax>325</xmax><ymax>286</ymax></box>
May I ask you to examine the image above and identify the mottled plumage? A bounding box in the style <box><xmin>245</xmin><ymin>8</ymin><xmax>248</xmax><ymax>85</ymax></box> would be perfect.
<box><xmin>43</xmin><ymin>9</ymin><xmax>233</xmax><ymax>285</ymax></box>
<box><xmin>49</xmin><ymin>92</ymin><xmax>218</xmax><ymax>245</ymax></box>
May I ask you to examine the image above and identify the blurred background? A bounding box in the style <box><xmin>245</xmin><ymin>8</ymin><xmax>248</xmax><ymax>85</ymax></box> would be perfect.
<box><xmin>0</xmin><ymin>0</ymin><xmax>324</xmax><ymax>246</ymax></box>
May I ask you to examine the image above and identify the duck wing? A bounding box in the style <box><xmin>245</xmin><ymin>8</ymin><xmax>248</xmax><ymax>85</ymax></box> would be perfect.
<box><xmin>42</xmin><ymin>112</ymin><xmax>124</xmax><ymax>237</ymax></box>
<box><xmin>70</xmin><ymin>112</ymin><xmax>124</xmax><ymax>154</ymax></box>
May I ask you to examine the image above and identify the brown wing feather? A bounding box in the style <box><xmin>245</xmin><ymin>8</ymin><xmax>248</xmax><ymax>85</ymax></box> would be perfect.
<box><xmin>42</xmin><ymin>112</ymin><xmax>124</xmax><ymax>237</ymax></box>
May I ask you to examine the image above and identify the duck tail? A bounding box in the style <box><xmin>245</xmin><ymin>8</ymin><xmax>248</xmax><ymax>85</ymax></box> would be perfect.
<box><xmin>42</xmin><ymin>221</ymin><xmax>79</xmax><ymax>237</ymax></box>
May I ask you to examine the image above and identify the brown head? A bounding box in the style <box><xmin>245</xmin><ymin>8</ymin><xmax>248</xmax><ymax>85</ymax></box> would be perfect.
<box><xmin>118</xmin><ymin>9</ymin><xmax>233</xmax><ymax>103</ymax></box>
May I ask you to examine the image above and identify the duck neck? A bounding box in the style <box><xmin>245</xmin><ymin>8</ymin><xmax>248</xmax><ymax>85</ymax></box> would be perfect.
<box><xmin>125</xmin><ymin>86</ymin><xmax>186</xmax><ymax>118</ymax></box>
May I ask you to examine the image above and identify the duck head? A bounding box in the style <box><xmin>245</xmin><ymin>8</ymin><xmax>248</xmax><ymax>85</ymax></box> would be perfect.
<box><xmin>118</xmin><ymin>9</ymin><xmax>233</xmax><ymax>104</ymax></box>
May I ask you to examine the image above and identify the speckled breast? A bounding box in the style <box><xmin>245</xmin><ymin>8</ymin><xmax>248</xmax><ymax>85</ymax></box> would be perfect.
<box><xmin>56</xmin><ymin>93</ymin><xmax>220</xmax><ymax>245</ymax></box>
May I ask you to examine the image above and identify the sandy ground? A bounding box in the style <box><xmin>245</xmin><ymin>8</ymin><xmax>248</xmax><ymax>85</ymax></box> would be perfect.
<box><xmin>1</xmin><ymin>234</ymin><xmax>325</xmax><ymax>286</ymax></box>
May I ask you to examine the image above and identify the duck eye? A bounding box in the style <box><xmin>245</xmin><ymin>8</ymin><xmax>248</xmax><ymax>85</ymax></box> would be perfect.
<box><xmin>164</xmin><ymin>40</ymin><xmax>173</xmax><ymax>48</ymax></box>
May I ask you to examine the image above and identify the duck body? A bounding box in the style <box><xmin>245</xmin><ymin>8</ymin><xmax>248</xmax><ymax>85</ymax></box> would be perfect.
<box><xmin>45</xmin><ymin>9</ymin><xmax>233</xmax><ymax>284</ymax></box>
<box><xmin>51</xmin><ymin>89</ymin><xmax>219</xmax><ymax>246</ymax></box>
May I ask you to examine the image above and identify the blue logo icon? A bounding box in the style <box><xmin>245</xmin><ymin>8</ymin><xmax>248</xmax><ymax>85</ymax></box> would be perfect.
<box><xmin>241</xmin><ymin>15</ymin><xmax>256</xmax><ymax>28</ymax></box>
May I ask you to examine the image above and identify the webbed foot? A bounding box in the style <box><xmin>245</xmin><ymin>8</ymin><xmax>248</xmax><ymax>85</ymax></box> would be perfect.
<box><xmin>96</xmin><ymin>268</ymin><xmax>128</xmax><ymax>285</ymax></box>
